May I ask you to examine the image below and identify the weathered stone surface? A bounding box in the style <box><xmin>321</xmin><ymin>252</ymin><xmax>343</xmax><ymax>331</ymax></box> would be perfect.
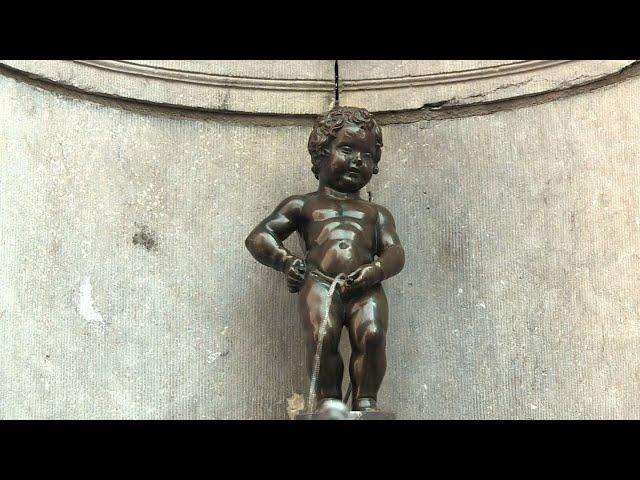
<box><xmin>339</xmin><ymin>60</ymin><xmax>635</xmax><ymax>112</ymax></box>
<box><xmin>0</xmin><ymin>64</ymin><xmax>639</xmax><ymax>419</ymax></box>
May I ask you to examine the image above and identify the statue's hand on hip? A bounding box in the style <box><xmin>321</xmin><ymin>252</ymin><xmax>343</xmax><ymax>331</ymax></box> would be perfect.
<box><xmin>284</xmin><ymin>257</ymin><xmax>306</xmax><ymax>293</ymax></box>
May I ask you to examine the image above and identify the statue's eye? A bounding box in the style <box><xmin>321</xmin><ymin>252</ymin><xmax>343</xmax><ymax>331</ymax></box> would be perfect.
<box><xmin>363</xmin><ymin>153</ymin><xmax>372</xmax><ymax>159</ymax></box>
<box><xmin>340</xmin><ymin>146</ymin><xmax>352</xmax><ymax>154</ymax></box>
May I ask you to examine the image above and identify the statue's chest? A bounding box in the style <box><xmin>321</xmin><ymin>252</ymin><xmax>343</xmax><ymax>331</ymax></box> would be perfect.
<box><xmin>306</xmin><ymin>201</ymin><xmax>375</xmax><ymax>224</ymax></box>
<box><xmin>310</xmin><ymin>207</ymin><xmax>361</xmax><ymax>222</ymax></box>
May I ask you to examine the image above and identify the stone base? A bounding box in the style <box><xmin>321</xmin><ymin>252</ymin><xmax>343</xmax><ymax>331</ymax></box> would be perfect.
<box><xmin>295</xmin><ymin>411</ymin><xmax>396</xmax><ymax>420</ymax></box>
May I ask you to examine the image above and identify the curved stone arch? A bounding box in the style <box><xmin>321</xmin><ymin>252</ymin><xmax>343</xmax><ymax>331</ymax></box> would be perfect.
<box><xmin>0</xmin><ymin>60</ymin><xmax>635</xmax><ymax>115</ymax></box>
<box><xmin>339</xmin><ymin>60</ymin><xmax>636</xmax><ymax>111</ymax></box>
<box><xmin>0</xmin><ymin>60</ymin><xmax>337</xmax><ymax>115</ymax></box>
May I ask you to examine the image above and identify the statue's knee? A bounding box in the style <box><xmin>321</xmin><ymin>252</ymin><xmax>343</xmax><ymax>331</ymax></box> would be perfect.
<box><xmin>359</xmin><ymin>324</ymin><xmax>385</xmax><ymax>351</ymax></box>
<box><xmin>309</xmin><ymin>327</ymin><xmax>340</xmax><ymax>351</ymax></box>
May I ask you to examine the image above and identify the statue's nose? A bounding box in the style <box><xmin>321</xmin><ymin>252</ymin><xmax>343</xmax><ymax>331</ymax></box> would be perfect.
<box><xmin>354</xmin><ymin>155</ymin><xmax>363</xmax><ymax>167</ymax></box>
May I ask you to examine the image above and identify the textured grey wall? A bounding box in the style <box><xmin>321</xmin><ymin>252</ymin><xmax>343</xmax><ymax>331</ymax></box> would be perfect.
<box><xmin>1</xmin><ymin>69</ymin><xmax>639</xmax><ymax>419</ymax></box>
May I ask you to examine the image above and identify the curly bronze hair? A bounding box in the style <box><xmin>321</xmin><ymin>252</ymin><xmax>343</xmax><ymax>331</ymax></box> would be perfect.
<box><xmin>307</xmin><ymin>106</ymin><xmax>383</xmax><ymax>179</ymax></box>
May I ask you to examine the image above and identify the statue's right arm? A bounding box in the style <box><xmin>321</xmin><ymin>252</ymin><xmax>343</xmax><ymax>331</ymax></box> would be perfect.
<box><xmin>244</xmin><ymin>195</ymin><xmax>305</xmax><ymax>273</ymax></box>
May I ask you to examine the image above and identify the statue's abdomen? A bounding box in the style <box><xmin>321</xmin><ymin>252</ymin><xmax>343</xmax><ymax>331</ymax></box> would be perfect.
<box><xmin>304</xmin><ymin>218</ymin><xmax>374</xmax><ymax>276</ymax></box>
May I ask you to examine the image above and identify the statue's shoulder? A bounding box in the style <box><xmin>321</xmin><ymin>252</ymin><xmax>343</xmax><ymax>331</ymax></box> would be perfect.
<box><xmin>369</xmin><ymin>202</ymin><xmax>397</xmax><ymax>225</ymax></box>
<box><xmin>274</xmin><ymin>192</ymin><xmax>317</xmax><ymax>216</ymax></box>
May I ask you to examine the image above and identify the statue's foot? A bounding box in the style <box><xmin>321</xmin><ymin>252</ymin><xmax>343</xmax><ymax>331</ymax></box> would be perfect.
<box><xmin>315</xmin><ymin>398</ymin><xmax>350</xmax><ymax>420</ymax></box>
<box><xmin>315</xmin><ymin>397</ymin><xmax>340</xmax><ymax>409</ymax></box>
<box><xmin>352</xmin><ymin>397</ymin><xmax>379</xmax><ymax>412</ymax></box>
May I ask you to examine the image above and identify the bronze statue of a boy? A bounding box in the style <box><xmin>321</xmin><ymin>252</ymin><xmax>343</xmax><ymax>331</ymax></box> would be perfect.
<box><xmin>245</xmin><ymin>106</ymin><xmax>405</xmax><ymax>413</ymax></box>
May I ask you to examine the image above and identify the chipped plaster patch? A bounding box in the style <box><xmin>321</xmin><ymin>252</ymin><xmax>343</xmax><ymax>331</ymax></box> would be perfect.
<box><xmin>206</xmin><ymin>350</ymin><xmax>223</xmax><ymax>363</ymax></box>
<box><xmin>286</xmin><ymin>393</ymin><xmax>305</xmax><ymax>420</ymax></box>
<box><xmin>77</xmin><ymin>276</ymin><xmax>105</xmax><ymax>327</ymax></box>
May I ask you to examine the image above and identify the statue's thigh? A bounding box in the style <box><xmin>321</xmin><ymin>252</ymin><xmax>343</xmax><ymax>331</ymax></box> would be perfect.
<box><xmin>297</xmin><ymin>277</ymin><xmax>344</xmax><ymax>343</ymax></box>
<box><xmin>345</xmin><ymin>285</ymin><xmax>389</xmax><ymax>347</ymax></box>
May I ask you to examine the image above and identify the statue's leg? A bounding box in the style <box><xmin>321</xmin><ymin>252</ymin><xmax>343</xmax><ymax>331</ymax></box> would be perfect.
<box><xmin>298</xmin><ymin>276</ymin><xmax>345</xmax><ymax>404</ymax></box>
<box><xmin>345</xmin><ymin>284</ymin><xmax>388</xmax><ymax>410</ymax></box>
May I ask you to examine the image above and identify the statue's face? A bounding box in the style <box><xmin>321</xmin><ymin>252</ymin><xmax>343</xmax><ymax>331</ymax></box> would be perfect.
<box><xmin>319</xmin><ymin>124</ymin><xmax>377</xmax><ymax>193</ymax></box>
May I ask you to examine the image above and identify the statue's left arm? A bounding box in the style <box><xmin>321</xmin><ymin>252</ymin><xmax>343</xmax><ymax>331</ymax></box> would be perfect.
<box><xmin>373</xmin><ymin>205</ymin><xmax>405</xmax><ymax>281</ymax></box>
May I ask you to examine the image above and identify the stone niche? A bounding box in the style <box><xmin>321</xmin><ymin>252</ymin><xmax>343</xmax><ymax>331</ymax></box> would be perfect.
<box><xmin>0</xmin><ymin>60</ymin><xmax>638</xmax><ymax>420</ymax></box>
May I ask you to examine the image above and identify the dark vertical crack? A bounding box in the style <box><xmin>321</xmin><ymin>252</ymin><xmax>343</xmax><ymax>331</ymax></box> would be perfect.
<box><xmin>334</xmin><ymin>60</ymin><xmax>340</xmax><ymax>106</ymax></box>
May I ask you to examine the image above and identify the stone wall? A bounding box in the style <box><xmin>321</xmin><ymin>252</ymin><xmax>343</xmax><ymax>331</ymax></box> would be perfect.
<box><xmin>0</xmin><ymin>61</ymin><xmax>639</xmax><ymax>419</ymax></box>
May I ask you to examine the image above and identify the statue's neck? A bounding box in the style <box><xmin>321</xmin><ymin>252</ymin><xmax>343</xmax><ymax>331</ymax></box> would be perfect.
<box><xmin>318</xmin><ymin>184</ymin><xmax>361</xmax><ymax>200</ymax></box>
